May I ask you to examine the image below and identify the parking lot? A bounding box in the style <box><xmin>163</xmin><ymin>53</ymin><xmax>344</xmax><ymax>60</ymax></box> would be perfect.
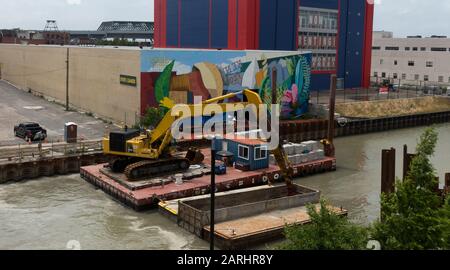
<box><xmin>0</xmin><ymin>80</ymin><xmax>109</xmax><ymax>146</ymax></box>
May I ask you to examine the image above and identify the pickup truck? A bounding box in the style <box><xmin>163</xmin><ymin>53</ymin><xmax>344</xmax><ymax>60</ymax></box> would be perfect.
<box><xmin>14</xmin><ymin>122</ymin><xmax>47</xmax><ymax>142</ymax></box>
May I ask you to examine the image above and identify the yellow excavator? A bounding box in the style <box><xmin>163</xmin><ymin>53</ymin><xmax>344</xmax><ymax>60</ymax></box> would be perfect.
<box><xmin>103</xmin><ymin>89</ymin><xmax>295</xmax><ymax>189</ymax></box>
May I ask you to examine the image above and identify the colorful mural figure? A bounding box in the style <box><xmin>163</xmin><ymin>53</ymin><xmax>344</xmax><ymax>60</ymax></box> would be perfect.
<box><xmin>140</xmin><ymin>50</ymin><xmax>312</xmax><ymax>120</ymax></box>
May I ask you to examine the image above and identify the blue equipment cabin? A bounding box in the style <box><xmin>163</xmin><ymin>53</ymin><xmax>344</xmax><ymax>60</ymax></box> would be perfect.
<box><xmin>224</xmin><ymin>138</ymin><xmax>269</xmax><ymax>171</ymax></box>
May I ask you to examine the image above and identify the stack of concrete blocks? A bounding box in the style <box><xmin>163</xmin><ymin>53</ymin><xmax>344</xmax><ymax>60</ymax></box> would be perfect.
<box><xmin>269</xmin><ymin>141</ymin><xmax>325</xmax><ymax>166</ymax></box>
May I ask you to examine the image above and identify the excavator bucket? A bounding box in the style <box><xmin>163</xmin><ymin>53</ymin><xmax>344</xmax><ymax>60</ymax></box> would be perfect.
<box><xmin>185</xmin><ymin>148</ymin><xmax>205</xmax><ymax>165</ymax></box>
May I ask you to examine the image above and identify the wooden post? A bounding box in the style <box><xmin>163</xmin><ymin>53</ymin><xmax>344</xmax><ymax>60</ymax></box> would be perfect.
<box><xmin>403</xmin><ymin>144</ymin><xmax>408</xmax><ymax>180</ymax></box>
<box><xmin>403</xmin><ymin>144</ymin><xmax>417</xmax><ymax>180</ymax></box>
<box><xmin>381</xmin><ymin>148</ymin><xmax>396</xmax><ymax>195</ymax></box>
<box><xmin>65</xmin><ymin>47</ymin><xmax>70</xmax><ymax>111</ymax></box>
<box><xmin>325</xmin><ymin>75</ymin><xmax>337</xmax><ymax>157</ymax></box>
<box><xmin>445</xmin><ymin>173</ymin><xmax>450</xmax><ymax>193</ymax></box>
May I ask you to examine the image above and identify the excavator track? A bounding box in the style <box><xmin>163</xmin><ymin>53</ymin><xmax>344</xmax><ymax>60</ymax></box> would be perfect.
<box><xmin>124</xmin><ymin>158</ymin><xmax>190</xmax><ymax>181</ymax></box>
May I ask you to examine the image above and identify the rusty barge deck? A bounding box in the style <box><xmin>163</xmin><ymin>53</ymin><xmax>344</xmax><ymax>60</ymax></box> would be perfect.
<box><xmin>80</xmin><ymin>155</ymin><xmax>336</xmax><ymax>211</ymax></box>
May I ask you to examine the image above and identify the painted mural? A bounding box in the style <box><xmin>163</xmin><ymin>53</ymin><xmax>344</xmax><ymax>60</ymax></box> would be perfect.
<box><xmin>140</xmin><ymin>50</ymin><xmax>312</xmax><ymax>120</ymax></box>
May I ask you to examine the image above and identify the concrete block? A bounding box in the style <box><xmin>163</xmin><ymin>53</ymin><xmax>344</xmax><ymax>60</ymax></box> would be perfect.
<box><xmin>283</xmin><ymin>144</ymin><xmax>295</xmax><ymax>155</ymax></box>
<box><xmin>269</xmin><ymin>154</ymin><xmax>276</xmax><ymax>165</ymax></box>
<box><xmin>292</xmin><ymin>144</ymin><xmax>305</xmax><ymax>155</ymax></box>
<box><xmin>312</xmin><ymin>149</ymin><xmax>325</xmax><ymax>160</ymax></box>
<box><xmin>299</xmin><ymin>154</ymin><xmax>310</xmax><ymax>164</ymax></box>
<box><xmin>302</xmin><ymin>141</ymin><xmax>320</xmax><ymax>152</ymax></box>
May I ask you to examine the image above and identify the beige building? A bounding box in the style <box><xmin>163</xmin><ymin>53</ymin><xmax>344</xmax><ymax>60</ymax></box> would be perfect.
<box><xmin>0</xmin><ymin>44</ymin><xmax>141</xmax><ymax>126</ymax></box>
<box><xmin>371</xmin><ymin>31</ymin><xmax>450</xmax><ymax>85</ymax></box>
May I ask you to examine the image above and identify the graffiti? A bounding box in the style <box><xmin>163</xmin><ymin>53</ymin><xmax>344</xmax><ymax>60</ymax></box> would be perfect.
<box><xmin>140</xmin><ymin>50</ymin><xmax>311</xmax><ymax>120</ymax></box>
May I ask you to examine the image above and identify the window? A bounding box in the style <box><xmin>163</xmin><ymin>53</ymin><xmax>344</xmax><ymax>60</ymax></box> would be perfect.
<box><xmin>405</xmin><ymin>47</ymin><xmax>410</xmax><ymax>51</ymax></box>
<box><xmin>426</xmin><ymin>61</ymin><xmax>433</xmax><ymax>67</ymax></box>
<box><xmin>421</xmin><ymin>47</ymin><xmax>426</xmax><ymax>51</ymax></box>
<box><xmin>412</xmin><ymin>47</ymin><xmax>418</xmax><ymax>51</ymax></box>
<box><xmin>424</xmin><ymin>75</ymin><xmax>429</xmax><ymax>81</ymax></box>
<box><xmin>448</xmin><ymin>77</ymin><xmax>450</xmax><ymax>83</ymax></box>
<box><xmin>254</xmin><ymin>146</ymin><xmax>268</xmax><ymax>160</ymax></box>
<box><xmin>385</xmin><ymin>46</ymin><xmax>399</xmax><ymax>51</ymax></box>
<box><xmin>382</xmin><ymin>72</ymin><xmax>386</xmax><ymax>78</ymax></box>
<box><xmin>415</xmin><ymin>74</ymin><xmax>420</xmax><ymax>80</ymax></box>
<box><xmin>394</xmin><ymin>60</ymin><xmax>398</xmax><ymax>65</ymax></box>
<box><xmin>393</xmin><ymin>73</ymin><xmax>398</xmax><ymax>79</ymax></box>
<box><xmin>438</xmin><ymin>76</ymin><xmax>444</xmax><ymax>83</ymax></box>
<box><xmin>238</xmin><ymin>145</ymin><xmax>249</xmax><ymax>160</ymax></box>
<box><xmin>374</xmin><ymin>72</ymin><xmax>378</xmax><ymax>77</ymax></box>
<box><xmin>431</xmin><ymin>47</ymin><xmax>447</xmax><ymax>52</ymax></box>
<box><xmin>372</xmin><ymin>46</ymin><xmax>381</xmax><ymax>50</ymax></box>
<box><xmin>408</xmin><ymin>61</ymin><xmax>415</xmax><ymax>66</ymax></box>
<box><xmin>402</xmin><ymin>74</ymin><xmax>407</xmax><ymax>80</ymax></box>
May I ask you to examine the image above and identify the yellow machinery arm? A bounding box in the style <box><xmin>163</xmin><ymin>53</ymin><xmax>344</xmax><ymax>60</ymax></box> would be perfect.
<box><xmin>103</xmin><ymin>89</ymin><xmax>295</xmax><ymax>188</ymax></box>
<box><xmin>149</xmin><ymin>89</ymin><xmax>263</xmax><ymax>158</ymax></box>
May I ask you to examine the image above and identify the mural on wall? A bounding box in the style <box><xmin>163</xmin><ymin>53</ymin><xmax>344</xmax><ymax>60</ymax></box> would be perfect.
<box><xmin>140</xmin><ymin>50</ymin><xmax>311</xmax><ymax>119</ymax></box>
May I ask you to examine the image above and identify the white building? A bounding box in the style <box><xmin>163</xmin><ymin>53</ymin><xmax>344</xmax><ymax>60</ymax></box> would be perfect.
<box><xmin>371</xmin><ymin>31</ymin><xmax>450</xmax><ymax>86</ymax></box>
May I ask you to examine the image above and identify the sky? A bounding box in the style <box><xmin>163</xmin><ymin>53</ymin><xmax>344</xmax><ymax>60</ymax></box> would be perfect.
<box><xmin>1</xmin><ymin>0</ymin><xmax>450</xmax><ymax>37</ymax></box>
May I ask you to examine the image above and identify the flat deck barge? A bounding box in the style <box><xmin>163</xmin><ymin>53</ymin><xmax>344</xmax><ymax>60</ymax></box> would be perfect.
<box><xmin>80</xmin><ymin>152</ymin><xmax>336</xmax><ymax>211</ymax></box>
<box><xmin>159</xmin><ymin>184</ymin><xmax>347</xmax><ymax>250</ymax></box>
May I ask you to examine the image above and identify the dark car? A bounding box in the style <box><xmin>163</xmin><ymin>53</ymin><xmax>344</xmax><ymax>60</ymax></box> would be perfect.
<box><xmin>14</xmin><ymin>122</ymin><xmax>47</xmax><ymax>141</ymax></box>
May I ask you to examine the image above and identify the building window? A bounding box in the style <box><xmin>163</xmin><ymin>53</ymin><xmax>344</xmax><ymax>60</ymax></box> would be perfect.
<box><xmin>382</xmin><ymin>72</ymin><xmax>386</xmax><ymax>78</ymax></box>
<box><xmin>408</xmin><ymin>61</ymin><xmax>415</xmax><ymax>66</ymax></box>
<box><xmin>415</xmin><ymin>74</ymin><xmax>420</xmax><ymax>80</ymax></box>
<box><xmin>405</xmin><ymin>47</ymin><xmax>410</xmax><ymax>51</ymax></box>
<box><xmin>374</xmin><ymin>72</ymin><xmax>378</xmax><ymax>77</ymax></box>
<box><xmin>424</xmin><ymin>75</ymin><xmax>429</xmax><ymax>81</ymax></box>
<box><xmin>448</xmin><ymin>77</ymin><xmax>450</xmax><ymax>83</ymax></box>
<box><xmin>238</xmin><ymin>145</ymin><xmax>249</xmax><ymax>160</ymax></box>
<box><xmin>421</xmin><ymin>47</ymin><xmax>426</xmax><ymax>51</ymax></box>
<box><xmin>393</xmin><ymin>73</ymin><xmax>398</xmax><ymax>79</ymax></box>
<box><xmin>372</xmin><ymin>46</ymin><xmax>381</xmax><ymax>50</ymax></box>
<box><xmin>385</xmin><ymin>46</ymin><xmax>399</xmax><ymax>51</ymax></box>
<box><xmin>431</xmin><ymin>47</ymin><xmax>447</xmax><ymax>52</ymax></box>
<box><xmin>394</xmin><ymin>60</ymin><xmax>398</xmax><ymax>65</ymax></box>
<box><xmin>426</xmin><ymin>61</ymin><xmax>433</xmax><ymax>67</ymax></box>
<box><xmin>380</xmin><ymin>59</ymin><xmax>384</xmax><ymax>65</ymax></box>
<box><xmin>438</xmin><ymin>76</ymin><xmax>444</xmax><ymax>83</ymax></box>
<box><xmin>402</xmin><ymin>74</ymin><xmax>407</xmax><ymax>80</ymax></box>
<box><xmin>254</xmin><ymin>146</ymin><xmax>268</xmax><ymax>160</ymax></box>
<box><xmin>412</xmin><ymin>47</ymin><xmax>418</xmax><ymax>51</ymax></box>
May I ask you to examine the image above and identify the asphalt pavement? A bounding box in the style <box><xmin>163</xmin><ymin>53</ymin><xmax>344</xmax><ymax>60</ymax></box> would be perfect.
<box><xmin>0</xmin><ymin>80</ymin><xmax>110</xmax><ymax>146</ymax></box>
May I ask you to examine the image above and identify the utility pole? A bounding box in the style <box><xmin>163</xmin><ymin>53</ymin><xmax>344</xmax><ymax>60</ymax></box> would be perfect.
<box><xmin>210</xmin><ymin>136</ymin><xmax>218</xmax><ymax>251</ymax></box>
<box><xmin>65</xmin><ymin>47</ymin><xmax>70</xmax><ymax>111</ymax></box>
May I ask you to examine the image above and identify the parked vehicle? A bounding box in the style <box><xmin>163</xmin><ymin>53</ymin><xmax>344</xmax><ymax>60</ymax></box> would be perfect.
<box><xmin>14</xmin><ymin>122</ymin><xmax>47</xmax><ymax>141</ymax></box>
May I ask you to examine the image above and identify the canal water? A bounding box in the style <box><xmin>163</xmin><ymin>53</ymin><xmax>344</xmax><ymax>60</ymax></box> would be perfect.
<box><xmin>1</xmin><ymin>124</ymin><xmax>449</xmax><ymax>250</ymax></box>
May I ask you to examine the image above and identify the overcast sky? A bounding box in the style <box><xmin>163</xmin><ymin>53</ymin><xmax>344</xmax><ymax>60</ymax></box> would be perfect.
<box><xmin>1</xmin><ymin>0</ymin><xmax>450</xmax><ymax>37</ymax></box>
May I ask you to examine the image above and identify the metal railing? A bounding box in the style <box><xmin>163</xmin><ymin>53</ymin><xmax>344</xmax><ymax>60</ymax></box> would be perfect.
<box><xmin>0</xmin><ymin>138</ymin><xmax>103</xmax><ymax>163</ymax></box>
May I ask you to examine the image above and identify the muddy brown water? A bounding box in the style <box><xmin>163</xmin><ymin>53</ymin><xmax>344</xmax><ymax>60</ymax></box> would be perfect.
<box><xmin>1</xmin><ymin>124</ymin><xmax>449</xmax><ymax>250</ymax></box>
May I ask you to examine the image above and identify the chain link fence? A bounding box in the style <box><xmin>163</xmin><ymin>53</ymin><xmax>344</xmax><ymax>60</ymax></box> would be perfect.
<box><xmin>310</xmin><ymin>77</ymin><xmax>450</xmax><ymax>105</ymax></box>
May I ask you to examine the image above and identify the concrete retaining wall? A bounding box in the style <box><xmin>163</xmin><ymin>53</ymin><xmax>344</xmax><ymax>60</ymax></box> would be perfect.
<box><xmin>0</xmin><ymin>153</ymin><xmax>108</xmax><ymax>183</ymax></box>
<box><xmin>0</xmin><ymin>44</ymin><xmax>141</xmax><ymax>126</ymax></box>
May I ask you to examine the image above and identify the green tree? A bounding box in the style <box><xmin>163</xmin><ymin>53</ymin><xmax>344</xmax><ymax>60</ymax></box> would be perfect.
<box><xmin>140</xmin><ymin>107</ymin><xmax>165</xmax><ymax>129</ymax></box>
<box><xmin>278</xmin><ymin>200</ymin><xmax>369</xmax><ymax>250</ymax></box>
<box><xmin>372</xmin><ymin>127</ymin><xmax>450</xmax><ymax>250</ymax></box>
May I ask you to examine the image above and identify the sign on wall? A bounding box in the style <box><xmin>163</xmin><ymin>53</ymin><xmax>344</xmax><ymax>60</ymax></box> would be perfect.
<box><xmin>120</xmin><ymin>75</ymin><xmax>137</xmax><ymax>86</ymax></box>
<box><xmin>299</xmin><ymin>7</ymin><xmax>338</xmax><ymax>72</ymax></box>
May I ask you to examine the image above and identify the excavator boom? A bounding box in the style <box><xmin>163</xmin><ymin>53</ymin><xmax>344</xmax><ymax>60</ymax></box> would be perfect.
<box><xmin>103</xmin><ymin>89</ymin><xmax>295</xmax><ymax>188</ymax></box>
